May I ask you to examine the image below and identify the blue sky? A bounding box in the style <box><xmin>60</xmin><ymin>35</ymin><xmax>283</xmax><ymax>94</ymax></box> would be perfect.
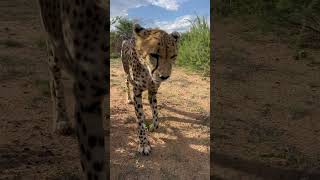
<box><xmin>110</xmin><ymin>0</ymin><xmax>210</xmax><ymax>32</ymax></box>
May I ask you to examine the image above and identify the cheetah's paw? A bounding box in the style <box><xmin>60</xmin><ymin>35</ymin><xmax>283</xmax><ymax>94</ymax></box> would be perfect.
<box><xmin>138</xmin><ymin>144</ymin><xmax>151</xmax><ymax>155</ymax></box>
<box><xmin>127</xmin><ymin>99</ymin><xmax>133</xmax><ymax>104</ymax></box>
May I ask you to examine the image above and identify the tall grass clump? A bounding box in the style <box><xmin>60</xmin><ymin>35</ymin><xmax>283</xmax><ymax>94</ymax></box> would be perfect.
<box><xmin>177</xmin><ymin>16</ymin><xmax>210</xmax><ymax>76</ymax></box>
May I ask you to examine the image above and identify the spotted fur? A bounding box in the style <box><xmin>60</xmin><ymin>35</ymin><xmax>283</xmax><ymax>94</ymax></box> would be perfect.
<box><xmin>38</xmin><ymin>0</ymin><xmax>108</xmax><ymax>179</ymax></box>
<box><xmin>121</xmin><ymin>24</ymin><xmax>180</xmax><ymax>155</ymax></box>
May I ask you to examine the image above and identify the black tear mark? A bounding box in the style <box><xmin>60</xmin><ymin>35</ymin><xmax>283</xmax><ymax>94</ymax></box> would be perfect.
<box><xmin>151</xmin><ymin>58</ymin><xmax>159</xmax><ymax>74</ymax></box>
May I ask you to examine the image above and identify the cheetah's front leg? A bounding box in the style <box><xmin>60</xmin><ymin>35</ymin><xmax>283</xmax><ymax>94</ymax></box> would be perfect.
<box><xmin>148</xmin><ymin>90</ymin><xmax>159</xmax><ymax>132</ymax></box>
<box><xmin>133</xmin><ymin>89</ymin><xmax>151</xmax><ymax>155</ymax></box>
<box><xmin>126</xmin><ymin>75</ymin><xmax>133</xmax><ymax>104</ymax></box>
<box><xmin>73</xmin><ymin>81</ymin><xmax>106</xmax><ymax>180</ymax></box>
<box><xmin>47</xmin><ymin>46</ymin><xmax>71</xmax><ymax>135</ymax></box>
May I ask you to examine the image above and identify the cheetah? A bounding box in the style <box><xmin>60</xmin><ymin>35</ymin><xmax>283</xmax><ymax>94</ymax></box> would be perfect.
<box><xmin>38</xmin><ymin>0</ymin><xmax>108</xmax><ymax>179</ymax></box>
<box><xmin>121</xmin><ymin>24</ymin><xmax>180</xmax><ymax>155</ymax></box>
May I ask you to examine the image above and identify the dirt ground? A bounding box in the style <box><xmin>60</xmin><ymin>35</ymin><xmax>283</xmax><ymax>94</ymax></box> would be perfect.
<box><xmin>212</xmin><ymin>18</ymin><xmax>320</xmax><ymax>179</ymax></box>
<box><xmin>0</xmin><ymin>0</ymin><xmax>210</xmax><ymax>179</ymax></box>
<box><xmin>110</xmin><ymin>59</ymin><xmax>210</xmax><ymax>179</ymax></box>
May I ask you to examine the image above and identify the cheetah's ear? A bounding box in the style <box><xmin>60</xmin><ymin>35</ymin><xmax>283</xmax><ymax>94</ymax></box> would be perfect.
<box><xmin>170</xmin><ymin>31</ymin><xmax>180</xmax><ymax>42</ymax></box>
<box><xmin>133</xmin><ymin>24</ymin><xmax>145</xmax><ymax>37</ymax></box>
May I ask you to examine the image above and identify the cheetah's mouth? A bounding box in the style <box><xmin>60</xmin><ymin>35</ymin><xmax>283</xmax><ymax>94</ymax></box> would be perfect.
<box><xmin>153</xmin><ymin>76</ymin><xmax>169</xmax><ymax>84</ymax></box>
<box><xmin>146</xmin><ymin>66</ymin><xmax>161</xmax><ymax>84</ymax></box>
<box><xmin>153</xmin><ymin>78</ymin><xmax>161</xmax><ymax>84</ymax></box>
<box><xmin>151</xmin><ymin>76</ymin><xmax>160</xmax><ymax>84</ymax></box>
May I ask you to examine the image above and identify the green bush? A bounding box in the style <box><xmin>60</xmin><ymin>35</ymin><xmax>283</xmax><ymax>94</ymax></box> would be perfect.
<box><xmin>177</xmin><ymin>16</ymin><xmax>210</xmax><ymax>76</ymax></box>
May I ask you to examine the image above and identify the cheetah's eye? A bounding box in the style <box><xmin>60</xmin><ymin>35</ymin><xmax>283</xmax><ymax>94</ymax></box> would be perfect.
<box><xmin>150</xmin><ymin>53</ymin><xmax>160</xmax><ymax>60</ymax></box>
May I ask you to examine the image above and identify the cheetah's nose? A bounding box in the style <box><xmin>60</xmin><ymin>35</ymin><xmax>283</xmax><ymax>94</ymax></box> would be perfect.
<box><xmin>159</xmin><ymin>75</ymin><xmax>170</xmax><ymax>80</ymax></box>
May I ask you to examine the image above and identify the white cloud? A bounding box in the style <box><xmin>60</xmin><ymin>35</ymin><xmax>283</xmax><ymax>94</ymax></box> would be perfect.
<box><xmin>153</xmin><ymin>15</ymin><xmax>195</xmax><ymax>33</ymax></box>
<box><xmin>110</xmin><ymin>0</ymin><xmax>187</xmax><ymax>17</ymax></box>
<box><xmin>110</xmin><ymin>0</ymin><xmax>144</xmax><ymax>17</ymax></box>
<box><xmin>147</xmin><ymin>0</ymin><xmax>179</xmax><ymax>11</ymax></box>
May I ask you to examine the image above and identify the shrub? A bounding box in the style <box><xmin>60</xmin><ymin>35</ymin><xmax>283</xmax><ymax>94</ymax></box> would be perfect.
<box><xmin>177</xmin><ymin>16</ymin><xmax>210</xmax><ymax>76</ymax></box>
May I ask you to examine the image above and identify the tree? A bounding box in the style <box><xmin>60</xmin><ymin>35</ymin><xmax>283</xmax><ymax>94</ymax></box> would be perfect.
<box><xmin>114</xmin><ymin>17</ymin><xmax>136</xmax><ymax>40</ymax></box>
<box><xmin>110</xmin><ymin>17</ymin><xmax>136</xmax><ymax>56</ymax></box>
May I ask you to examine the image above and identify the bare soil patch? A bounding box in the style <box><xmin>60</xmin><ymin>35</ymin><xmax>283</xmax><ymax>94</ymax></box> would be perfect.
<box><xmin>213</xmin><ymin>18</ymin><xmax>320</xmax><ymax>179</ymax></box>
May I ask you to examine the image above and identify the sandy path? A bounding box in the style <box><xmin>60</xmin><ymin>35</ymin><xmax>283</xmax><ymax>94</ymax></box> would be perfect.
<box><xmin>110</xmin><ymin>59</ymin><xmax>210</xmax><ymax>180</ymax></box>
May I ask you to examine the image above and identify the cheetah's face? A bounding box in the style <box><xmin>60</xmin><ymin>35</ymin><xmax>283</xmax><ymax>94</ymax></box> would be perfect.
<box><xmin>134</xmin><ymin>24</ymin><xmax>180</xmax><ymax>84</ymax></box>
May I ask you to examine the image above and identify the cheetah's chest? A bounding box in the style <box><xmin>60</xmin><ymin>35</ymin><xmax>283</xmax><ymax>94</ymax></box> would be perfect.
<box><xmin>131</xmin><ymin>64</ymin><xmax>153</xmax><ymax>90</ymax></box>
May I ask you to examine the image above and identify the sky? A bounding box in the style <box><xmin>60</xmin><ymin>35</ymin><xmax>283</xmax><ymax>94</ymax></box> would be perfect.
<box><xmin>110</xmin><ymin>0</ymin><xmax>210</xmax><ymax>33</ymax></box>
